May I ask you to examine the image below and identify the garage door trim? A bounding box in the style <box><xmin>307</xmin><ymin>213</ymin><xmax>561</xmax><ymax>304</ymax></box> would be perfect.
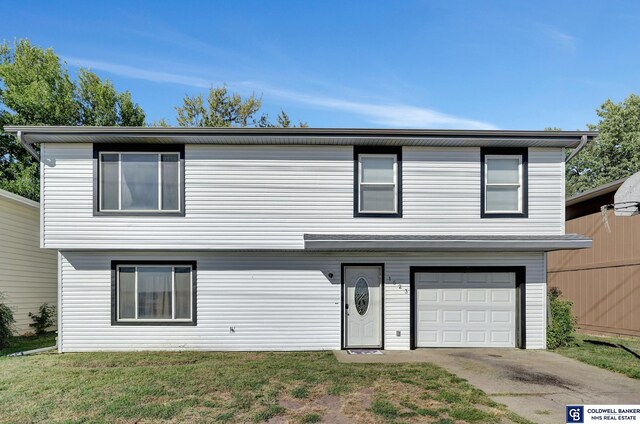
<box><xmin>409</xmin><ymin>266</ymin><xmax>526</xmax><ymax>349</ymax></box>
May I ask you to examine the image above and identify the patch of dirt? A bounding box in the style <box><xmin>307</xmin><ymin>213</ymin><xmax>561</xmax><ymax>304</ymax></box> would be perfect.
<box><xmin>278</xmin><ymin>398</ymin><xmax>304</xmax><ymax>410</ymax></box>
<box><xmin>277</xmin><ymin>391</ymin><xmax>353</xmax><ymax>424</ymax></box>
<box><xmin>315</xmin><ymin>394</ymin><xmax>340</xmax><ymax>409</ymax></box>
<box><xmin>358</xmin><ymin>387</ymin><xmax>374</xmax><ymax>410</ymax></box>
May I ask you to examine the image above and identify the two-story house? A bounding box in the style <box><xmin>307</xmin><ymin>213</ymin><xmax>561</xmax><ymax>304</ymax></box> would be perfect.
<box><xmin>7</xmin><ymin>126</ymin><xmax>594</xmax><ymax>352</ymax></box>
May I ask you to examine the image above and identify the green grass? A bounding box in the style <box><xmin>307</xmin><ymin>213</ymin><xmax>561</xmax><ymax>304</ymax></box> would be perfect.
<box><xmin>299</xmin><ymin>412</ymin><xmax>322</xmax><ymax>423</ymax></box>
<box><xmin>554</xmin><ymin>333</ymin><xmax>640</xmax><ymax>379</ymax></box>
<box><xmin>370</xmin><ymin>399</ymin><xmax>400</xmax><ymax>419</ymax></box>
<box><xmin>290</xmin><ymin>385</ymin><xmax>309</xmax><ymax>399</ymax></box>
<box><xmin>0</xmin><ymin>350</ymin><xmax>525</xmax><ymax>423</ymax></box>
<box><xmin>0</xmin><ymin>331</ymin><xmax>56</xmax><ymax>356</ymax></box>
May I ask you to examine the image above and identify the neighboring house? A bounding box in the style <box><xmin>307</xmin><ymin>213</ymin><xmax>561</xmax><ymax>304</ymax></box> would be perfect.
<box><xmin>0</xmin><ymin>188</ymin><xmax>57</xmax><ymax>334</ymax></box>
<box><xmin>6</xmin><ymin>126</ymin><xmax>594</xmax><ymax>352</ymax></box>
<box><xmin>548</xmin><ymin>178</ymin><xmax>640</xmax><ymax>338</ymax></box>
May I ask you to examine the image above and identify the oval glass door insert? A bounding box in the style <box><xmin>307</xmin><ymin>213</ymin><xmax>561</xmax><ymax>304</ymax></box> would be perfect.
<box><xmin>354</xmin><ymin>277</ymin><xmax>370</xmax><ymax>315</ymax></box>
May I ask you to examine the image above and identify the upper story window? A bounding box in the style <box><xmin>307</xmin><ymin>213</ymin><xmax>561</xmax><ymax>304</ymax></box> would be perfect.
<box><xmin>95</xmin><ymin>144</ymin><xmax>184</xmax><ymax>216</ymax></box>
<box><xmin>354</xmin><ymin>147</ymin><xmax>402</xmax><ymax>217</ymax></box>
<box><xmin>481</xmin><ymin>148</ymin><xmax>528</xmax><ymax>218</ymax></box>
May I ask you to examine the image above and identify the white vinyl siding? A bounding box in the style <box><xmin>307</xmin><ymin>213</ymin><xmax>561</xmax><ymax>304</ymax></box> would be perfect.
<box><xmin>41</xmin><ymin>145</ymin><xmax>565</xmax><ymax>250</ymax></box>
<box><xmin>58</xmin><ymin>250</ymin><xmax>546</xmax><ymax>352</ymax></box>
<box><xmin>0</xmin><ymin>191</ymin><xmax>57</xmax><ymax>334</ymax></box>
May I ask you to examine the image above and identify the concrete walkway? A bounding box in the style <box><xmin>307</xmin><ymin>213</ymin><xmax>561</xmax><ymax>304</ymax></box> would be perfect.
<box><xmin>335</xmin><ymin>349</ymin><xmax>640</xmax><ymax>424</ymax></box>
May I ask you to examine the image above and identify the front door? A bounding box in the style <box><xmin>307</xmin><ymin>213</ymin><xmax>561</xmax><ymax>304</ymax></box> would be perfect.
<box><xmin>344</xmin><ymin>265</ymin><xmax>382</xmax><ymax>348</ymax></box>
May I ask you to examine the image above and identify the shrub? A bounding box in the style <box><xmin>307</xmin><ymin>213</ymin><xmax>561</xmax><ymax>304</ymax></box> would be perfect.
<box><xmin>28</xmin><ymin>303</ymin><xmax>56</xmax><ymax>335</ymax></box>
<box><xmin>547</xmin><ymin>287</ymin><xmax>576</xmax><ymax>349</ymax></box>
<box><xmin>0</xmin><ymin>293</ymin><xmax>15</xmax><ymax>348</ymax></box>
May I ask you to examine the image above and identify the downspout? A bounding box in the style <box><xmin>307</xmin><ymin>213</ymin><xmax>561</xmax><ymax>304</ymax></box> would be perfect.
<box><xmin>565</xmin><ymin>134</ymin><xmax>589</xmax><ymax>163</ymax></box>
<box><xmin>16</xmin><ymin>130</ymin><xmax>40</xmax><ymax>162</ymax></box>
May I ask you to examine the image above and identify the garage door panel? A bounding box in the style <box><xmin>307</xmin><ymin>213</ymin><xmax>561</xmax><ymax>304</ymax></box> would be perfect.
<box><xmin>415</xmin><ymin>271</ymin><xmax>516</xmax><ymax>348</ymax></box>
<box><xmin>491</xmin><ymin>310</ymin><xmax>513</xmax><ymax>324</ymax></box>
<box><xmin>442</xmin><ymin>290</ymin><xmax>463</xmax><ymax>302</ymax></box>
<box><xmin>442</xmin><ymin>331</ymin><xmax>463</xmax><ymax>343</ymax></box>
<box><xmin>418</xmin><ymin>310</ymin><xmax>437</xmax><ymax>323</ymax></box>
<box><xmin>442</xmin><ymin>310</ymin><xmax>463</xmax><ymax>323</ymax></box>
<box><xmin>491</xmin><ymin>290</ymin><xmax>513</xmax><ymax>303</ymax></box>
<box><xmin>467</xmin><ymin>310</ymin><xmax>487</xmax><ymax>323</ymax></box>
<box><xmin>491</xmin><ymin>331</ymin><xmax>512</xmax><ymax>343</ymax></box>
<box><xmin>418</xmin><ymin>289</ymin><xmax>438</xmax><ymax>302</ymax></box>
<box><xmin>467</xmin><ymin>290</ymin><xmax>487</xmax><ymax>302</ymax></box>
<box><xmin>419</xmin><ymin>330</ymin><xmax>438</xmax><ymax>343</ymax></box>
<box><xmin>467</xmin><ymin>331</ymin><xmax>487</xmax><ymax>343</ymax></box>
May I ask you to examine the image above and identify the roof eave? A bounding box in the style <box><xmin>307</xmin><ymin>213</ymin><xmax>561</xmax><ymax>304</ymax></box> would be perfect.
<box><xmin>304</xmin><ymin>238</ymin><xmax>592</xmax><ymax>252</ymax></box>
<box><xmin>3</xmin><ymin>126</ymin><xmax>598</xmax><ymax>148</ymax></box>
<box><xmin>566</xmin><ymin>177</ymin><xmax>628</xmax><ymax>206</ymax></box>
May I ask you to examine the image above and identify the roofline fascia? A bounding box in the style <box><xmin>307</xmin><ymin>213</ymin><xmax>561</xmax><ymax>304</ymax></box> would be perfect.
<box><xmin>4</xmin><ymin>125</ymin><xmax>598</xmax><ymax>144</ymax></box>
<box><xmin>566</xmin><ymin>177</ymin><xmax>628</xmax><ymax>206</ymax></box>
<box><xmin>0</xmin><ymin>187</ymin><xmax>39</xmax><ymax>208</ymax></box>
<box><xmin>304</xmin><ymin>238</ymin><xmax>592</xmax><ymax>252</ymax></box>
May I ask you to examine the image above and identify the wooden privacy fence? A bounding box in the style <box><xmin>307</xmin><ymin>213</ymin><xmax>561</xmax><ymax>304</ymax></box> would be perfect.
<box><xmin>548</xmin><ymin>206</ymin><xmax>640</xmax><ymax>337</ymax></box>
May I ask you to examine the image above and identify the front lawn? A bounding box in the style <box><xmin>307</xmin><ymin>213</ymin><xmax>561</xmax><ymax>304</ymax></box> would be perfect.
<box><xmin>0</xmin><ymin>350</ymin><xmax>529</xmax><ymax>423</ymax></box>
<box><xmin>555</xmin><ymin>333</ymin><xmax>640</xmax><ymax>380</ymax></box>
<box><xmin>0</xmin><ymin>331</ymin><xmax>57</xmax><ymax>356</ymax></box>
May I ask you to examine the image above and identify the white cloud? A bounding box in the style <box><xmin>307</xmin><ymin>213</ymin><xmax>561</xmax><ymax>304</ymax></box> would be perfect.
<box><xmin>62</xmin><ymin>57</ymin><xmax>497</xmax><ymax>129</ymax></box>
<box><xmin>63</xmin><ymin>56</ymin><xmax>211</xmax><ymax>88</ymax></box>
<box><xmin>261</xmin><ymin>87</ymin><xmax>498</xmax><ymax>129</ymax></box>
<box><xmin>537</xmin><ymin>24</ymin><xmax>577</xmax><ymax>52</ymax></box>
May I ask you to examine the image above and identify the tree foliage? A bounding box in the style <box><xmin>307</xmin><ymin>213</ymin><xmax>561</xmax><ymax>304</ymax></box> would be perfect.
<box><xmin>175</xmin><ymin>84</ymin><xmax>307</xmax><ymax>128</ymax></box>
<box><xmin>0</xmin><ymin>39</ymin><xmax>145</xmax><ymax>200</ymax></box>
<box><xmin>567</xmin><ymin>94</ymin><xmax>640</xmax><ymax>197</ymax></box>
<box><xmin>77</xmin><ymin>69</ymin><xmax>144</xmax><ymax>126</ymax></box>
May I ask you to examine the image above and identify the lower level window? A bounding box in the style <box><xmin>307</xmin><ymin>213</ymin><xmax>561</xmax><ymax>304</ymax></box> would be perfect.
<box><xmin>116</xmin><ymin>264</ymin><xmax>194</xmax><ymax>323</ymax></box>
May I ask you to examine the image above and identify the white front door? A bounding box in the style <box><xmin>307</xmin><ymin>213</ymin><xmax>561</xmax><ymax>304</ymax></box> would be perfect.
<box><xmin>344</xmin><ymin>265</ymin><xmax>382</xmax><ymax>348</ymax></box>
<box><xmin>415</xmin><ymin>272</ymin><xmax>516</xmax><ymax>347</ymax></box>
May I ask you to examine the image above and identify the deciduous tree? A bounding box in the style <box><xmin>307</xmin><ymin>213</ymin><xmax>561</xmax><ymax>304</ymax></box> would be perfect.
<box><xmin>0</xmin><ymin>39</ymin><xmax>145</xmax><ymax>200</ymax></box>
<box><xmin>175</xmin><ymin>85</ymin><xmax>307</xmax><ymax>128</ymax></box>
<box><xmin>567</xmin><ymin>94</ymin><xmax>640</xmax><ymax>196</ymax></box>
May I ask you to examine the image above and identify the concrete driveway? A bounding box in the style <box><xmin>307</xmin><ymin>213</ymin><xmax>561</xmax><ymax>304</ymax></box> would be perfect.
<box><xmin>335</xmin><ymin>349</ymin><xmax>640</xmax><ymax>423</ymax></box>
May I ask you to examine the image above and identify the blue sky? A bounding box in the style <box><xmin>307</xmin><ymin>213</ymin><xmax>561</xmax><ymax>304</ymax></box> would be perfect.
<box><xmin>6</xmin><ymin>1</ymin><xmax>640</xmax><ymax>129</ymax></box>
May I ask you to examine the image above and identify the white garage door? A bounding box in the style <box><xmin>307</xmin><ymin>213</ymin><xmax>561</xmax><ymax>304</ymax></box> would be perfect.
<box><xmin>415</xmin><ymin>272</ymin><xmax>516</xmax><ymax>347</ymax></box>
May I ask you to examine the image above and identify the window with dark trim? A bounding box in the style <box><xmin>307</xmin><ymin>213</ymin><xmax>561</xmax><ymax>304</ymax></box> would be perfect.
<box><xmin>481</xmin><ymin>147</ymin><xmax>528</xmax><ymax>218</ymax></box>
<box><xmin>111</xmin><ymin>261</ymin><xmax>197</xmax><ymax>326</ymax></box>
<box><xmin>94</xmin><ymin>144</ymin><xmax>185</xmax><ymax>216</ymax></box>
<box><xmin>354</xmin><ymin>147</ymin><xmax>402</xmax><ymax>217</ymax></box>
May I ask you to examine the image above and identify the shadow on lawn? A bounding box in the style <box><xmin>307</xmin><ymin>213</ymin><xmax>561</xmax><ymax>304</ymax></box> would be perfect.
<box><xmin>584</xmin><ymin>339</ymin><xmax>640</xmax><ymax>360</ymax></box>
